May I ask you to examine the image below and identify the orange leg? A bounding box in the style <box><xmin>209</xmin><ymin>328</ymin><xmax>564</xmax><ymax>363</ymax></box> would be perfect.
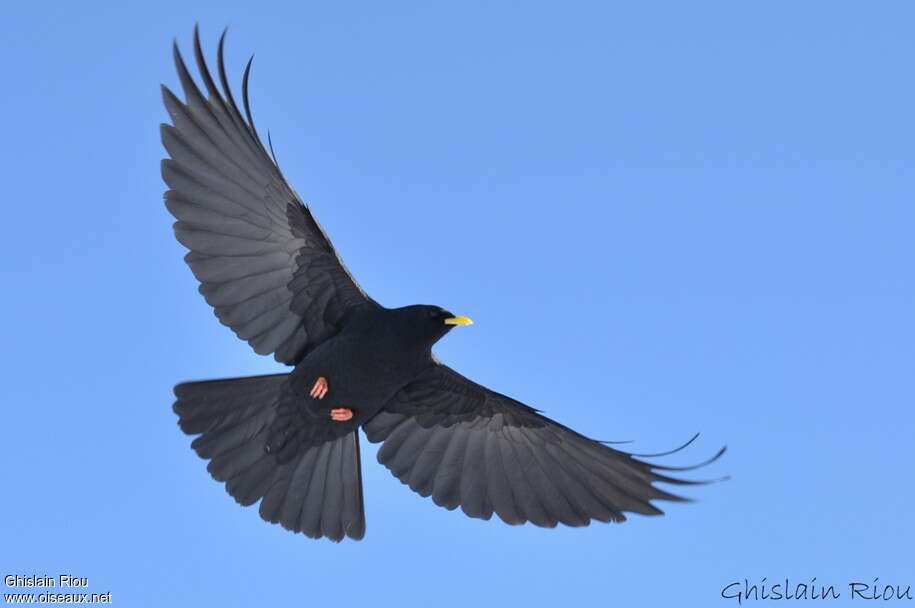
<box><xmin>309</xmin><ymin>376</ymin><xmax>329</xmax><ymax>400</ymax></box>
<box><xmin>330</xmin><ymin>408</ymin><xmax>353</xmax><ymax>422</ymax></box>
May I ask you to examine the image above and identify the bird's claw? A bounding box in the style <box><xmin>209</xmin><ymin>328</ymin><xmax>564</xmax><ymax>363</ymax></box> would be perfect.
<box><xmin>310</xmin><ymin>376</ymin><xmax>329</xmax><ymax>400</ymax></box>
<box><xmin>330</xmin><ymin>408</ymin><xmax>353</xmax><ymax>422</ymax></box>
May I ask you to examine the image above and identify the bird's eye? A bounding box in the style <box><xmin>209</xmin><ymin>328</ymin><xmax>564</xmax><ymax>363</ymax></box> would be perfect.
<box><xmin>429</xmin><ymin>309</ymin><xmax>439</xmax><ymax>318</ymax></box>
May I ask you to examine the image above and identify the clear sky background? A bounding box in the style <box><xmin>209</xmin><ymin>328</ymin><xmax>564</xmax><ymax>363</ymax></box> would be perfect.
<box><xmin>1</xmin><ymin>2</ymin><xmax>913</xmax><ymax>606</ymax></box>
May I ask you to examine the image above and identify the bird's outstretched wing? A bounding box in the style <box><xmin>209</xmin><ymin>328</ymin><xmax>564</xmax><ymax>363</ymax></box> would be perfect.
<box><xmin>365</xmin><ymin>363</ymin><xmax>724</xmax><ymax>527</ymax></box>
<box><xmin>161</xmin><ymin>28</ymin><xmax>372</xmax><ymax>364</ymax></box>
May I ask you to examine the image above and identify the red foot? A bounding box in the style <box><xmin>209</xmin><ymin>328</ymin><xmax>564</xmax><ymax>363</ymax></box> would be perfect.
<box><xmin>330</xmin><ymin>408</ymin><xmax>353</xmax><ymax>422</ymax></box>
<box><xmin>310</xmin><ymin>376</ymin><xmax>329</xmax><ymax>400</ymax></box>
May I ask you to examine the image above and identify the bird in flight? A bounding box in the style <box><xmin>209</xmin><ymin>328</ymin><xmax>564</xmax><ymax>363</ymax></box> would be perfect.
<box><xmin>162</xmin><ymin>27</ymin><xmax>724</xmax><ymax>542</ymax></box>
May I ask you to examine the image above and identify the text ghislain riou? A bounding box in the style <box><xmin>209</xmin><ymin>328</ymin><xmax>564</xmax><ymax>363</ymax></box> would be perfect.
<box><xmin>722</xmin><ymin>578</ymin><xmax>912</xmax><ymax>604</ymax></box>
<box><xmin>4</xmin><ymin>575</ymin><xmax>88</xmax><ymax>588</ymax></box>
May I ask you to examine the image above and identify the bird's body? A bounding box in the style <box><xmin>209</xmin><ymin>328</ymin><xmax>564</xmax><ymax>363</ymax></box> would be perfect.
<box><xmin>164</xmin><ymin>27</ymin><xmax>723</xmax><ymax>542</ymax></box>
<box><xmin>286</xmin><ymin>304</ymin><xmax>447</xmax><ymax>426</ymax></box>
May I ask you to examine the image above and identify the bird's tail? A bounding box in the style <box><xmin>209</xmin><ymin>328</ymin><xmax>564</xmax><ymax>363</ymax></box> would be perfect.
<box><xmin>173</xmin><ymin>374</ymin><xmax>366</xmax><ymax>542</ymax></box>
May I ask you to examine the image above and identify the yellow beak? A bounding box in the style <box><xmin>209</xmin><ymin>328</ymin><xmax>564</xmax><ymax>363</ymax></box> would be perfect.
<box><xmin>444</xmin><ymin>315</ymin><xmax>474</xmax><ymax>326</ymax></box>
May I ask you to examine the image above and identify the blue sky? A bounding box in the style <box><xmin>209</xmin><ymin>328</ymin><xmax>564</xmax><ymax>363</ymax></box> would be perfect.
<box><xmin>2</xmin><ymin>2</ymin><xmax>913</xmax><ymax>606</ymax></box>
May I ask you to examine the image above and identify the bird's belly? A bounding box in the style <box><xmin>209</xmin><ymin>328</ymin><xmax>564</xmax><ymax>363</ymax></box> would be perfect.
<box><xmin>291</xmin><ymin>344</ymin><xmax>411</xmax><ymax>421</ymax></box>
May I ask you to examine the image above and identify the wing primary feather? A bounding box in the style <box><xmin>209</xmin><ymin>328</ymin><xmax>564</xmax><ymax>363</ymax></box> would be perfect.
<box><xmin>241</xmin><ymin>55</ymin><xmax>266</xmax><ymax>149</ymax></box>
<box><xmin>650</xmin><ymin>469</ymin><xmax>731</xmax><ymax>486</ymax></box>
<box><xmin>628</xmin><ymin>432</ymin><xmax>700</xmax><ymax>458</ymax></box>
<box><xmin>193</xmin><ymin>24</ymin><xmax>227</xmax><ymax>109</ymax></box>
<box><xmin>172</xmin><ymin>42</ymin><xmax>207</xmax><ymax>107</ymax></box>
<box><xmin>187</xmin><ymin>29</ymin><xmax>269</xmax><ymax>170</ymax></box>
<box><xmin>649</xmin><ymin>444</ymin><xmax>728</xmax><ymax>472</ymax></box>
<box><xmin>267</xmin><ymin>130</ymin><xmax>281</xmax><ymax>169</ymax></box>
<box><xmin>160</xmin><ymin>89</ymin><xmax>265</xmax><ymax>192</ymax></box>
<box><xmin>216</xmin><ymin>34</ymin><xmax>268</xmax><ymax>166</ymax></box>
<box><xmin>553</xmin><ymin>440</ymin><xmax>666</xmax><ymax>515</ymax></box>
<box><xmin>216</xmin><ymin>30</ymin><xmax>244</xmax><ymax>126</ymax></box>
<box><xmin>216</xmin><ymin>29</ymin><xmax>259</xmax><ymax>145</ymax></box>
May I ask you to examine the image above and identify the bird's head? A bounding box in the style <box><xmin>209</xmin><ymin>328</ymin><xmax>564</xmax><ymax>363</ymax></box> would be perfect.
<box><xmin>396</xmin><ymin>304</ymin><xmax>473</xmax><ymax>347</ymax></box>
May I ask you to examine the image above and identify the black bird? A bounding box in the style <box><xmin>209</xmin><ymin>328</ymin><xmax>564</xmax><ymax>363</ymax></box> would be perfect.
<box><xmin>162</xmin><ymin>28</ymin><xmax>724</xmax><ymax>542</ymax></box>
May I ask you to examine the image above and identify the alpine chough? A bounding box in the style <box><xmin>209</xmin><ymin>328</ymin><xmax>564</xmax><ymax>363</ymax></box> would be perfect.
<box><xmin>162</xmin><ymin>27</ymin><xmax>725</xmax><ymax>542</ymax></box>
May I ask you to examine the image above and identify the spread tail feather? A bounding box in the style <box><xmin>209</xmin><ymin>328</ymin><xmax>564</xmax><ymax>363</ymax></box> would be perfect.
<box><xmin>174</xmin><ymin>374</ymin><xmax>366</xmax><ymax>542</ymax></box>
